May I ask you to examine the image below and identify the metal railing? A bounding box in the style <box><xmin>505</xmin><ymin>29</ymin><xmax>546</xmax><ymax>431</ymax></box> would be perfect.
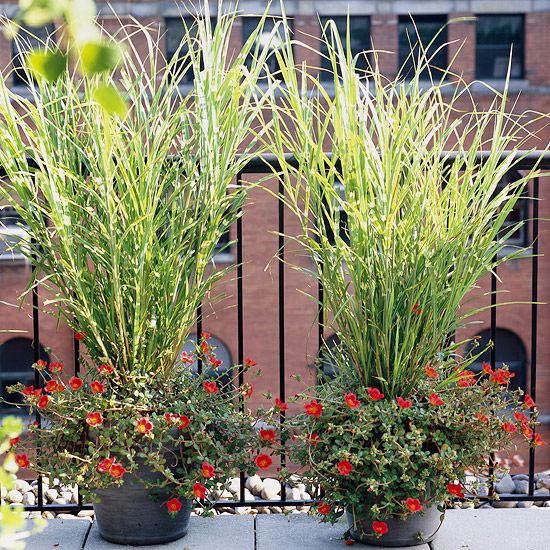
<box><xmin>2</xmin><ymin>151</ymin><xmax>550</xmax><ymax>512</ymax></box>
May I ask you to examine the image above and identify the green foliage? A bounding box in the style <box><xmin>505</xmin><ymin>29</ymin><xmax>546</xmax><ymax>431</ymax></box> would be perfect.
<box><xmin>266</xmin><ymin>17</ymin><xmax>547</xmax><ymax>396</ymax></box>
<box><xmin>28</xmin><ymin>49</ymin><xmax>67</xmax><ymax>82</ymax></box>
<box><xmin>80</xmin><ymin>41</ymin><xmax>120</xmax><ymax>75</ymax></box>
<box><xmin>92</xmin><ymin>83</ymin><xmax>127</xmax><ymax>117</ymax></box>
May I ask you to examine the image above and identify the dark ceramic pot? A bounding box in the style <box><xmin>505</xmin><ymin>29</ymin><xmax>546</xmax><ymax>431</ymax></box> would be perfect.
<box><xmin>346</xmin><ymin>504</ymin><xmax>444</xmax><ymax>547</ymax></box>
<box><xmin>94</xmin><ymin>466</ymin><xmax>191</xmax><ymax>546</ymax></box>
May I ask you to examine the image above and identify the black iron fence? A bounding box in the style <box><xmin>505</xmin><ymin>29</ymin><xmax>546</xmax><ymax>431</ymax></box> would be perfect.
<box><xmin>2</xmin><ymin>151</ymin><xmax>550</xmax><ymax>512</ymax></box>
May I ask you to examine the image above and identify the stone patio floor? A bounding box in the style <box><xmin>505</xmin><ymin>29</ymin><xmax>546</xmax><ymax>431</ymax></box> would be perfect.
<box><xmin>26</xmin><ymin>508</ymin><xmax>550</xmax><ymax>550</ymax></box>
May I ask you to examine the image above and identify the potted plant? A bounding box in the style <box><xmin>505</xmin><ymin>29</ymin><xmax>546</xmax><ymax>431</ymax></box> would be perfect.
<box><xmin>265</xmin><ymin>19</ymin><xmax>546</xmax><ymax>547</ymax></box>
<box><xmin>0</xmin><ymin>5</ymin><xmax>278</xmax><ymax>545</ymax></box>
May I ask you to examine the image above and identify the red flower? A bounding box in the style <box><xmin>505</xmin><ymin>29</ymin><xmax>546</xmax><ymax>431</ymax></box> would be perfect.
<box><xmin>405</xmin><ymin>498</ymin><xmax>423</xmax><ymax>513</ymax></box>
<box><xmin>429</xmin><ymin>393</ymin><xmax>444</xmax><ymax>406</ymax></box>
<box><xmin>193</xmin><ymin>482</ymin><xmax>206</xmax><ymax>499</ymax></box>
<box><xmin>69</xmin><ymin>377</ymin><xmax>83</xmax><ymax>390</ymax></box>
<box><xmin>15</xmin><ymin>454</ymin><xmax>30</xmax><ymax>468</ymax></box>
<box><xmin>482</xmin><ymin>362</ymin><xmax>493</xmax><ymax>374</ymax></box>
<box><xmin>502</xmin><ymin>422</ymin><xmax>517</xmax><ymax>433</ymax></box>
<box><xmin>412</xmin><ymin>303</ymin><xmax>422</xmax><ymax>316</ymax></box>
<box><xmin>317</xmin><ymin>502</ymin><xmax>330</xmax><ymax>515</ymax></box>
<box><xmin>166</xmin><ymin>498</ymin><xmax>183</xmax><ymax>513</ymax></box>
<box><xmin>49</xmin><ymin>361</ymin><xmax>63</xmax><ymax>374</ymax></box>
<box><xmin>201</xmin><ymin>461</ymin><xmax>215</xmax><ymax>479</ymax></box>
<box><xmin>136</xmin><ymin>417</ymin><xmax>153</xmax><ymax>434</ymax></box>
<box><xmin>425</xmin><ymin>365</ymin><xmax>438</xmax><ymax>379</ymax></box>
<box><xmin>86</xmin><ymin>412</ymin><xmax>104</xmax><ymax>427</ymax></box>
<box><xmin>109</xmin><ymin>462</ymin><xmax>126</xmax><ymax>478</ymax></box>
<box><xmin>367</xmin><ymin>387</ymin><xmax>384</xmax><ymax>401</ymax></box>
<box><xmin>522</xmin><ymin>424</ymin><xmax>534</xmax><ymax>438</ymax></box>
<box><xmin>164</xmin><ymin>413</ymin><xmax>179</xmax><ymax>423</ymax></box>
<box><xmin>260</xmin><ymin>429</ymin><xmax>276</xmax><ymax>442</ymax></box>
<box><xmin>45</xmin><ymin>380</ymin><xmax>63</xmax><ymax>393</ymax></box>
<box><xmin>201</xmin><ymin>331</ymin><xmax>211</xmax><ymax>340</ymax></box>
<box><xmin>514</xmin><ymin>412</ymin><xmax>529</xmax><ymax>425</ymax></box>
<box><xmin>9</xmin><ymin>436</ymin><xmax>19</xmax><ymax>447</ymax></box>
<box><xmin>304</xmin><ymin>400</ymin><xmax>323</xmax><ymax>417</ymax></box>
<box><xmin>180</xmin><ymin>351</ymin><xmax>194</xmax><ymax>364</ymax></box>
<box><xmin>345</xmin><ymin>538</ymin><xmax>355</xmax><ymax>546</ymax></box>
<box><xmin>447</xmin><ymin>482</ymin><xmax>465</xmax><ymax>498</ymax></box>
<box><xmin>23</xmin><ymin>385</ymin><xmax>37</xmax><ymax>396</ymax></box>
<box><xmin>244</xmin><ymin>357</ymin><xmax>257</xmax><ymax>368</ymax></box>
<box><xmin>74</xmin><ymin>331</ymin><xmax>86</xmax><ymax>341</ymax></box>
<box><xmin>457</xmin><ymin>370</ymin><xmax>475</xmax><ymax>387</ymax></box>
<box><xmin>201</xmin><ymin>341</ymin><xmax>210</xmax><ymax>355</ymax></box>
<box><xmin>397</xmin><ymin>397</ymin><xmax>412</xmax><ymax>409</ymax></box>
<box><xmin>344</xmin><ymin>392</ymin><xmax>360</xmax><ymax>408</ymax></box>
<box><xmin>475</xmin><ymin>412</ymin><xmax>489</xmax><ymax>423</ymax></box>
<box><xmin>208</xmin><ymin>355</ymin><xmax>222</xmax><ymax>368</ymax></box>
<box><xmin>91</xmin><ymin>381</ymin><xmax>105</xmax><ymax>394</ymax></box>
<box><xmin>533</xmin><ymin>433</ymin><xmax>546</xmax><ymax>447</ymax></box>
<box><xmin>372</xmin><ymin>521</ymin><xmax>389</xmax><ymax>536</ymax></box>
<box><xmin>97</xmin><ymin>458</ymin><xmax>114</xmax><ymax>473</ymax></box>
<box><xmin>337</xmin><ymin>460</ymin><xmax>353</xmax><ymax>476</ymax></box>
<box><xmin>490</xmin><ymin>368</ymin><xmax>515</xmax><ymax>385</ymax></box>
<box><xmin>274</xmin><ymin>398</ymin><xmax>288</xmax><ymax>411</ymax></box>
<box><xmin>306</xmin><ymin>433</ymin><xmax>319</xmax><ymax>445</ymax></box>
<box><xmin>241</xmin><ymin>383</ymin><xmax>254</xmax><ymax>398</ymax></box>
<box><xmin>255</xmin><ymin>454</ymin><xmax>272</xmax><ymax>469</ymax></box>
<box><xmin>203</xmin><ymin>381</ymin><xmax>219</xmax><ymax>394</ymax></box>
<box><xmin>35</xmin><ymin>359</ymin><xmax>47</xmax><ymax>370</ymax></box>
<box><xmin>37</xmin><ymin>394</ymin><xmax>49</xmax><ymax>409</ymax></box>
<box><xmin>98</xmin><ymin>364</ymin><xmax>114</xmax><ymax>375</ymax></box>
<box><xmin>524</xmin><ymin>394</ymin><xmax>536</xmax><ymax>409</ymax></box>
<box><xmin>178</xmin><ymin>415</ymin><xmax>190</xmax><ymax>430</ymax></box>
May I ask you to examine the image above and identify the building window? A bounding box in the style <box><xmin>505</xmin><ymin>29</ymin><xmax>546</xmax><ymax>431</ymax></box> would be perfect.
<box><xmin>318</xmin><ymin>333</ymin><xmax>340</xmax><ymax>379</ymax></box>
<box><xmin>165</xmin><ymin>17</ymin><xmax>216</xmax><ymax>84</ymax></box>
<box><xmin>496</xmin><ymin>171</ymin><xmax>529</xmax><ymax>248</ymax></box>
<box><xmin>466</xmin><ymin>328</ymin><xmax>526</xmax><ymax>392</ymax></box>
<box><xmin>398</xmin><ymin>15</ymin><xmax>448</xmax><ymax>80</ymax></box>
<box><xmin>323</xmin><ymin>181</ymin><xmax>349</xmax><ymax>246</ymax></box>
<box><xmin>319</xmin><ymin>16</ymin><xmax>370</xmax><ymax>79</ymax></box>
<box><xmin>0</xmin><ymin>206</ymin><xmax>28</xmax><ymax>264</ymax></box>
<box><xmin>0</xmin><ymin>338</ymin><xmax>49</xmax><ymax>415</ymax></box>
<box><xmin>242</xmin><ymin>16</ymin><xmax>291</xmax><ymax>78</ymax></box>
<box><xmin>12</xmin><ymin>24</ymin><xmax>54</xmax><ymax>86</ymax></box>
<box><xmin>476</xmin><ymin>15</ymin><xmax>524</xmax><ymax>80</ymax></box>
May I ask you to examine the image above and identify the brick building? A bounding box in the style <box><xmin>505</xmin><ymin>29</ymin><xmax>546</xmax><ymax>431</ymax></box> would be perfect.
<box><xmin>0</xmin><ymin>0</ymin><xmax>549</xmax><ymax>469</ymax></box>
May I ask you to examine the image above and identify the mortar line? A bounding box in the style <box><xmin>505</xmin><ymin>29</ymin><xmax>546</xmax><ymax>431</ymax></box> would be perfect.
<box><xmin>80</xmin><ymin>520</ymin><xmax>93</xmax><ymax>549</ymax></box>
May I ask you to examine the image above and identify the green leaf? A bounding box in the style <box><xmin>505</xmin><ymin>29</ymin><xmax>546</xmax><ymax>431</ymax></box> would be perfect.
<box><xmin>19</xmin><ymin>0</ymin><xmax>66</xmax><ymax>27</ymax></box>
<box><xmin>80</xmin><ymin>41</ymin><xmax>120</xmax><ymax>74</ymax></box>
<box><xmin>92</xmin><ymin>84</ymin><xmax>127</xmax><ymax>117</ymax></box>
<box><xmin>28</xmin><ymin>50</ymin><xmax>67</xmax><ymax>82</ymax></box>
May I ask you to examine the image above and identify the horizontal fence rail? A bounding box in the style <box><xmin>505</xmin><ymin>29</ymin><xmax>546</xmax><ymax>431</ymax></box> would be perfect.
<box><xmin>1</xmin><ymin>151</ymin><xmax>550</xmax><ymax>513</ymax></box>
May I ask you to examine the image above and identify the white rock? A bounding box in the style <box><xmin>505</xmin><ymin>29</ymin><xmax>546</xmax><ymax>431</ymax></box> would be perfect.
<box><xmin>494</xmin><ymin>474</ymin><xmax>515</xmax><ymax>494</ymax></box>
<box><xmin>61</xmin><ymin>491</ymin><xmax>73</xmax><ymax>502</ymax></box>
<box><xmin>491</xmin><ymin>493</ymin><xmax>517</xmax><ymax>508</ymax></box>
<box><xmin>226</xmin><ymin>478</ymin><xmax>241</xmax><ymax>495</ymax></box>
<box><xmin>1</xmin><ymin>485</ymin><xmax>7</xmax><ymax>499</ymax></box>
<box><xmin>301</xmin><ymin>491</ymin><xmax>312</xmax><ymax>501</ymax></box>
<box><xmin>514</xmin><ymin>480</ymin><xmax>529</xmax><ymax>494</ymax></box>
<box><xmin>244</xmin><ymin>489</ymin><xmax>255</xmax><ymax>502</ymax></box>
<box><xmin>22</xmin><ymin>492</ymin><xmax>36</xmax><ymax>506</ymax></box>
<box><xmin>245</xmin><ymin>475</ymin><xmax>264</xmax><ymax>495</ymax></box>
<box><xmin>42</xmin><ymin>511</ymin><xmax>56</xmax><ymax>519</ymax></box>
<box><xmin>13</xmin><ymin>480</ymin><xmax>32</xmax><ymax>493</ymax></box>
<box><xmin>269</xmin><ymin>506</ymin><xmax>283</xmax><ymax>513</ymax></box>
<box><xmin>260</xmin><ymin>478</ymin><xmax>281</xmax><ymax>500</ymax></box>
<box><xmin>53</xmin><ymin>497</ymin><xmax>67</xmax><ymax>505</ymax></box>
<box><xmin>24</xmin><ymin>511</ymin><xmax>42</xmax><ymax>519</ymax></box>
<box><xmin>56</xmin><ymin>513</ymin><xmax>90</xmax><ymax>520</ymax></box>
<box><xmin>45</xmin><ymin>488</ymin><xmax>58</xmax><ymax>502</ymax></box>
<box><xmin>284</xmin><ymin>486</ymin><xmax>301</xmax><ymax>500</ymax></box>
<box><xmin>233</xmin><ymin>506</ymin><xmax>251</xmax><ymax>515</ymax></box>
<box><xmin>77</xmin><ymin>510</ymin><xmax>95</xmax><ymax>518</ymax></box>
<box><xmin>6</xmin><ymin>490</ymin><xmax>23</xmax><ymax>504</ymax></box>
<box><xmin>537</xmin><ymin>477</ymin><xmax>550</xmax><ymax>490</ymax></box>
<box><xmin>517</xmin><ymin>501</ymin><xmax>534</xmax><ymax>508</ymax></box>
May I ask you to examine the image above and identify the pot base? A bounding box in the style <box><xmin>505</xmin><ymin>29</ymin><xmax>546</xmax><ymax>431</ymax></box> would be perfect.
<box><xmin>346</xmin><ymin>505</ymin><xmax>444</xmax><ymax>547</ymax></box>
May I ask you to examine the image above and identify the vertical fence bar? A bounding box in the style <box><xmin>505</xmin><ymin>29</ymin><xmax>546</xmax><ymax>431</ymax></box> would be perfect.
<box><xmin>488</xmin><ymin>261</ymin><xmax>498</xmax><ymax>487</ymax></box>
<box><xmin>278</xmin><ymin>179</ymin><xmax>286</xmax><ymax>502</ymax></box>
<box><xmin>528</xmin><ymin>177</ymin><xmax>539</xmax><ymax>495</ymax></box>
<box><xmin>196</xmin><ymin>306</ymin><xmax>203</xmax><ymax>375</ymax></box>
<box><xmin>236</xmin><ymin>173</ymin><xmax>246</xmax><ymax>503</ymax></box>
<box><xmin>30</xmin><ymin>240</ymin><xmax>44</xmax><ymax>508</ymax></box>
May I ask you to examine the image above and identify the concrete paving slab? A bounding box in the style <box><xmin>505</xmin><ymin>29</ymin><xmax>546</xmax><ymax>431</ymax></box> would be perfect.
<box><xmin>432</xmin><ymin>509</ymin><xmax>550</xmax><ymax>550</ymax></box>
<box><xmin>23</xmin><ymin>519</ymin><xmax>91</xmax><ymax>550</ymax></box>
<box><xmin>84</xmin><ymin>515</ymin><xmax>254</xmax><ymax>550</ymax></box>
<box><xmin>255</xmin><ymin>514</ymin><xmax>430</xmax><ymax>550</ymax></box>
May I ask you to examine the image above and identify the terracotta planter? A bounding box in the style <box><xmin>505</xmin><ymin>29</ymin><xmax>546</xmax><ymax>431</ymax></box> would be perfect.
<box><xmin>94</xmin><ymin>465</ymin><xmax>191</xmax><ymax>546</ymax></box>
<box><xmin>346</xmin><ymin>504</ymin><xmax>444</xmax><ymax>547</ymax></box>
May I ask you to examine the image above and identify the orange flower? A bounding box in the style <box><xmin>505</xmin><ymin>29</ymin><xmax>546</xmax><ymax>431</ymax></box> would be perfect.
<box><xmin>457</xmin><ymin>370</ymin><xmax>475</xmax><ymax>387</ymax></box>
<box><xmin>136</xmin><ymin>417</ymin><xmax>153</xmax><ymax>434</ymax></box>
<box><xmin>241</xmin><ymin>383</ymin><xmax>254</xmax><ymax>398</ymax></box>
<box><xmin>524</xmin><ymin>394</ymin><xmax>536</xmax><ymax>409</ymax></box>
<box><xmin>490</xmin><ymin>368</ymin><xmax>515</xmax><ymax>385</ymax></box>
<box><xmin>49</xmin><ymin>362</ymin><xmax>63</xmax><ymax>374</ymax></box>
<box><xmin>166</xmin><ymin>498</ymin><xmax>182</xmax><ymax>512</ymax></box>
<box><xmin>502</xmin><ymin>422</ymin><xmax>517</xmax><ymax>433</ymax></box>
<box><xmin>337</xmin><ymin>460</ymin><xmax>353</xmax><ymax>476</ymax></box>
<box><xmin>69</xmin><ymin>377</ymin><xmax>83</xmax><ymax>390</ymax></box>
<box><xmin>15</xmin><ymin>454</ymin><xmax>30</xmax><ymax>468</ymax></box>
<box><xmin>35</xmin><ymin>359</ymin><xmax>47</xmax><ymax>370</ymax></box>
<box><xmin>255</xmin><ymin>454</ymin><xmax>272</xmax><ymax>469</ymax></box>
<box><xmin>405</xmin><ymin>498</ymin><xmax>423</xmax><ymax>513</ymax></box>
<box><xmin>109</xmin><ymin>462</ymin><xmax>126</xmax><ymax>478</ymax></box>
<box><xmin>475</xmin><ymin>412</ymin><xmax>489</xmax><ymax>423</ymax></box>
<box><xmin>344</xmin><ymin>392</ymin><xmax>360</xmax><ymax>408</ymax></box>
<box><xmin>97</xmin><ymin>458</ymin><xmax>114</xmax><ymax>473</ymax></box>
<box><xmin>37</xmin><ymin>395</ymin><xmax>49</xmax><ymax>409</ymax></box>
<box><xmin>274</xmin><ymin>398</ymin><xmax>288</xmax><ymax>411</ymax></box>
<box><xmin>514</xmin><ymin>412</ymin><xmax>529</xmax><ymax>425</ymax></box>
<box><xmin>9</xmin><ymin>437</ymin><xmax>19</xmax><ymax>447</ymax></box>
<box><xmin>180</xmin><ymin>351</ymin><xmax>194</xmax><ymax>364</ymax></box>
<box><xmin>244</xmin><ymin>357</ymin><xmax>257</xmax><ymax>368</ymax></box>
<box><xmin>317</xmin><ymin>502</ymin><xmax>330</xmax><ymax>515</ymax></box>
<box><xmin>372</xmin><ymin>521</ymin><xmax>389</xmax><ymax>536</ymax></box>
<box><xmin>91</xmin><ymin>381</ymin><xmax>105</xmax><ymax>394</ymax></box>
<box><xmin>260</xmin><ymin>429</ymin><xmax>276</xmax><ymax>442</ymax></box>
<box><xmin>304</xmin><ymin>400</ymin><xmax>323</xmax><ymax>417</ymax></box>
<box><xmin>203</xmin><ymin>381</ymin><xmax>219</xmax><ymax>394</ymax></box>
<box><xmin>98</xmin><ymin>364</ymin><xmax>114</xmax><ymax>375</ymax></box>
<box><xmin>45</xmin><ymin>380</ymin><xmax>64</xmax><ymax>393</ymax></box>
<box><xmin>533</xmin><ymin>433</ymin><xmax>546</xmax><ymax>446</ymax></box>
<box><xmin>367</xmin><ymin>387</ymin><xmax>384</xmax><ymax>401</ymax></box>
<box><xmin>425</xmin><ymin>365</ymin><xmax>438</xmax><ymax>379</ymax></box>
<box><xmin>429</xmin><ymin>393</ymin><xmax>444</xmax><ymax>406</ymax></box>
<box><xmin>208</xmin><ymin>355</ymin><xmax>222</xmax><ymax>368</ymax></box>
<box><xmin>193</xmin><ymin>482</ymin><xmax>206</xmax><ymax>499</ymax></box>
<box><xmin>201</xmin><ymin>462</ymin><xmax>215</xmax><ymax>479</ymax></box>
<box><xmin>86</xmin><ymin>412</ymin><xmax>104</xmax><ymax>427</ymax></box>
